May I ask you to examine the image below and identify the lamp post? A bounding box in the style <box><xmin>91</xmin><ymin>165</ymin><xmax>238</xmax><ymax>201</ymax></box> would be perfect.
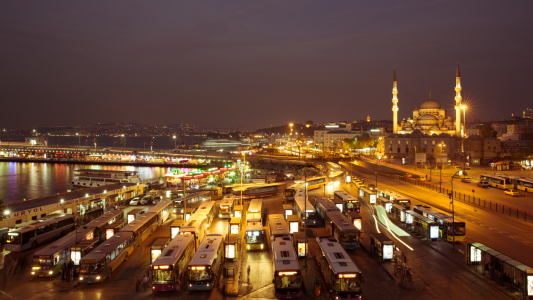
<box><xmin>122</xmin><ymin>134</ymin><xmax>126</xmax><ymax>149</ymax></box>
<box><xmin>461</xmin><ymin>105</ymin><xmax>467</xmax><ymax>170</ymax></box>
<box><xmin>76</xmin><ymin>133</ymin><xmax>80</xmax><ymax>146</ymax></box>
<box><xmin>240</xmin><ymin>152</ymin><xmax>246</xmax><ymax>205</ymax></box>
<box><xmin>289</xmin><ymin>123</ymin><xmax>293</xmax><ymax>147</ymax></box>
<box><xmin>450</xmin><ymin>169</ymin><xmax>462</xmax><ymax>250</ymax></box>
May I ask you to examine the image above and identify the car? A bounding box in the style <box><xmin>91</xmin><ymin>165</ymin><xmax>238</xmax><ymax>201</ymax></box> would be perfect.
<box><xmin>460</xmin><ymin>177</ymin><xmax>471</xmax><ymax>183</ymax></box>
<box><xmin>152</xmin><ymin>196</ymin><xmax>162</xmax><ymax>204</ymax></box>
<box><xmin>477</xmin><ymin>181</ymin><xmax>489</xmax><ymax>188</ymax></box>
<box><xmin>354</xmin><ymin>181</ymin><xmax>365</xmax><ymax>188</ymax></box>
<box><xmin>140</xmin><ymin>196</ymin><xmax>153</xmax><ymax>205</ymax></box>
<box><xmin>504</xmin><ymin>189</ymin><xmax>519</xmax><ymax>196</ymax></box>
<box><xmin>129</xmin><ymin>197</ymin><xmax>140</xmax><ymax>206</ymax></box>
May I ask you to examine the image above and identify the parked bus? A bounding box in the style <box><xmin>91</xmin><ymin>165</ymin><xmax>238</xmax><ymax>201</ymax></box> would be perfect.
<box><xmin>5</xmin><ymin>214</ymin><xmax>75</xmax><ymax>252</ymax></box>
<box><xmin>267</xmin><ymin>214</ymin><xmax>291</xmax><ymax>248</ymax></box>
<box><xmin>218</xmin><ymin>195</ymin><xmax>235</xmax><ymax>218</ymax></box>
<box><xmin>245</xmin><ymin>199</ymin><xmax>265</xmax><ymax>250</ymax></box>
<box><xmin>334</xmin><ymin>190</ymin><xmax>360</xmax><ymax>213</ymax></box>
<box><xmin>272</xmin><ymin>235</ymin><xmax>303</xmax><ymax>298</ymax></box>
<box><xmin>479</xmin><ymin>174</ymin><xmax>513</xmax><ymax>189</ymax></box>
<box><xmin>294</xmin><ymin>190</ymin><xmax>317</xmax><ymax>226</ymax></box>
<box><xmin>358</xmin><ymin>186</ymin><xmax>377</xmax><ymax>204</ymax></box>
<box><xmin>193</xmin><ymin>201</ymin><xmax>216</xmax><ymax>228</ymax></box>
<box><xmin>187</xmin><ymin>234</ymin><xmax>225</xmax><ymax>291</ymax></box>
<box><xmin>79</xmin><ymin>232</ymin><xmax>135</xmax><ymax>283</ymax></box>
<box><xmin>306</xmin><ymin>176</ymin><xmax>326</xmax><ymax>190</ymax></box>
<box><xmin>378</xmin><ymin>189</ymin><xmax>411</xmax><ymax>209</ymax></box>
<box><xmin>84</xmin><ymin>210</ymin><xmax>124</xmax><ymax>243</ymax></box>
<box><xmin>173</xmin><ymin>191</ymin><xmax>212</xmax><ymax>213</ymax></box>
<box><xmin>284</xmin><ymin>183</ymin><xmax>303</xmax><ymax>201</ymax></box>
<box><xmin>151</xmin><ymin>233</ymin><xmax>196</xmax><ymax>292</ymax></box>
<box><xmin>122</xmin><ymin>212</ymin><xmax>158</xmax><ymax>248</ymax></box>
<box><xmin>31</xmin><ymin>228</ymin><xmax>96</xmax><ymax>277</ymax></box>
<box><xmin>232</xmin><ymin>183</ymin><xmax>286</xmax><ymax>200</ymax></box>
<box><xmin>413</xmin><ymin>205</ymin><xmax>466</xmax><ymax>242</ymax></box>
<box><xmin>325</xmin><ymin>211</ymin><xmax>360</xmax><ymax>250</ymax></box>
<box><xmin>314</xmin><ymin>196</ymin><xmax>340</xmax><ymax>221</ymax></box>
<box><xmin>316</xmin><ymin>236</ymin><xmax>362</xmax><ymax>300</ymax></box>
<box><xmin>517</xmin><ymin>178</ymin><xmax>533</xmax><ymax>193</ymax></box>
<box><xmin>149</xmin><ymin>200</ymin><xmax>173</xmax><ymax>226</ymax></box>
<box><xmin>127</xmin><ymin>208</ymin><xmax>148</xmax><ymax>224</ymax></box>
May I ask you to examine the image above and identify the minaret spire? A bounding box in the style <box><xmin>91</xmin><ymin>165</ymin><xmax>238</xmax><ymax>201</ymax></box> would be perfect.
<box><xmin>392</xmin><ymin>68</ymin><xmax>399</xmax><ymax>134</ymax></box>
<box><xmin>429</xmin><ymin>91</ymin><xmax>432</xmax><ymax>99</ymax></box>
<box><xmin>454</xmin><ymin>62</ymin><xmax>462</xmax><ymax>137</ymax></box>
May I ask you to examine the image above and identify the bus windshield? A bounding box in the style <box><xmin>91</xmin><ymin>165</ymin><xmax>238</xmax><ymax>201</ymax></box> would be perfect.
<box><xmin>275</xmin><ymin>274</ymin><xmax>301</xmax><ymax>289</ymax></box>
<box><xmin>340</xmin><ymin>232</ymin><xmax>359</xmax><ymax>243</ymax></box>
<box><xmin>80</xmin><ymin>262</ymin><xmax>103</xmax><ymax>274</ymax></box>
<box><xmin>188</xmin><ymin>267</ymin><xmax>211</xmax><ymax>281</ymax></box>
<box><xmin>33</xmin><ymin>258</ymin><xmax>54</xmax><ymax>268</ymax></box>
<box><xmin>449</xmin><ymin>224</ymin><xmax>466</xmax><ymax>236</ymax></box>
<box><xmin>346</xmin><ymin>201</ymin><xmax>359</xmax><ymax>210</ymax></box>
<box><xmin>219</xmin><ymin>206</ymin><xmax>231</xmax><ymax>214</ymax></box>
<box><xmin>285</xmin><ymin>190</ymin><xmax>295</xmax><ymax>197</ymax></box>
<box><xmin>335</xmin><ymin>277</ymin><xmax>361</xmax><ymax>292</ymax></box>
<box><xmin>246</xmin><ymin>231</ymin><xmax>264</xmax><ymax>244</ymax></box>
<box><xmin>153</xmin><ymin>269</ymin><xmax>174</xmax><ymax>283</ymax></box>
<box><xmin>6</xmin><ymin>233</ymin><xmax>22</xmax><ymax>244</ymax></box>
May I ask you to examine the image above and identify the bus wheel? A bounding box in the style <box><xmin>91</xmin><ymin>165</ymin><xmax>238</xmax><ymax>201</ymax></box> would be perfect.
<box><xmin>32</xmin><ymin>241</ymin><xmax>38</xmax><ymax>249</ymax></box>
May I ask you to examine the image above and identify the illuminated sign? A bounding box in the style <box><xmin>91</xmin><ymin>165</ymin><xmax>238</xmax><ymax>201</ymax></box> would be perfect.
<box><xmin>528</xmin><ymin>274</ymin><xmax>533</xmax><ymax>296</ymax></box>
<box><xmin>383</xmin><ymin>244</ymin><xmax>394</xmax><ymax>260</ymax></box>
<box><xmin>279</xmin><ymin>271</ymin><xmax>297</xmax><ymax>276</ymax></box>
<box><xmin>470</xmin><ymin>246</ymin><xmax>482</xmax><ymax>262</ymax></box>
<box><xmin>339</xmin><ymin>274</ymin><xmax>356</xmax><ymax>278</ymax></box>
<box><xmin>105</xmin><ymin>229</ymin><xmax>114</xmax><ymax>240</ymax></box>
<box><xmin>430</xmin><ymin>225</ymin><xmax>439</xmax><ymax>239</ymax></box>
<box><xmin>151</xmin><ymin>249</ymin><xmax>161</xmax><ymax>264</ymax></box>
<box><xmin>191</xmin><ymin>266</ymin><xmax>205</xmax><ymax>270</ymax></box>
<box><xmin>370</xmin><ymin>195</ymin><xmax>376</xmax><ymax>204</ymax></box>
<box><xmin>353</xmin><ymin>219</ymin><xmax>362</xmax><ymax>230</ymax></box>
<box><xmin>406</xmin><ymin>213</ymin><xmax>413</xmax><ymax>224</ymax></box>
<box><xmin>159</xmin><ymin>265</ymin><xmax>169</xmax><ymax>270</ymax></box>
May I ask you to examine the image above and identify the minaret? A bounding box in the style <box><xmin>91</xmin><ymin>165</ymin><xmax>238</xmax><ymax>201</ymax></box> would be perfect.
<box><xmin>367</xmin><ymin>114</ymin><xmax>370</xmax><ymax>122</ymax></box>
<box><xmin>454</xmin><ymin>63</ymin><xmax>462</xmax><ymax>137</ymax></box>
<box><xmin>392</xmin><ymin>68</ymin><xmax>399</xmax><ymax>134</ymax></box>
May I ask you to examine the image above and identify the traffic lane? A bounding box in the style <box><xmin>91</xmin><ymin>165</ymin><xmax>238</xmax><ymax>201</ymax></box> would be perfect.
<box><xmin>350</xmin><ymin>167</ymin><xmax>533</xmax><ymax>268</ymax></box>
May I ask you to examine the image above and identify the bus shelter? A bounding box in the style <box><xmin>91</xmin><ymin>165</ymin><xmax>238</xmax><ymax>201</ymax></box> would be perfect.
<box><xmin>369</xmin><ymin>232</ymin><xmax>394</xmax><ymax>262</ymax></box>
<box><xmin>377</xmin><ymin>197</ymin><xmax>393</xmax><ymax>213</ymax></box>
<box><xmin>283</xmin><ymin>204</ymin><xmax>293</xmax><ymax>219</ymax></box>
<box><xmin>292</xmin><ymin>231</ymin><xmax>308</xmax><ymax>259</ymax></box>
<box><xmin>70</xmin><ymin>239</ymin><xmax>98</xmax><ymax>265</ymax></box>
<box><xmin>229</xmin><ymin>217</ymin><xmax>241</xmax><ymax>235</ymax></box>
<box><xmin>234</xmin><ymin>205</ymin><xmax>244</xmax><ymax>218</ymax></box>
<box><xmin>346</xmin><ymin>211</ymin><xmax>362</xmax><ymax>230</ymax></box>
<box><xmin>286</xmin><ymin>215</ymin><xmax>299</xmax><ymax>233</ymax></box>
<box><xmin>170</xmin><ymin>219</ymin><xmax>186</xmax><ymax>238</ymax></box>
<box><xmin>225</xmin><ymin>234</ymin><xmax>239</xmax><ymax>260</ymax></box>
<box><xmin>105</xmin><ymin>221</ymin><xmax>126</xmax><ymax>240</ymax></box>
<box><xmin>390</xmin><ymin>204</ymin><xmax>406</xmax><ymax>224</ymax></box>
<box><xmin>150</xmin><ymin>237</ymin><xmax>170</xmax><ymax>264</ymax></box>
<box><xmin>405</xmin><ymin>211</ymin><xmax>439</xmax><ymax>241</ymax></box>
<box><xmin>467</xmin><ymin>242</ymin><xmax>533</xmax><ymax>299</ymax></box>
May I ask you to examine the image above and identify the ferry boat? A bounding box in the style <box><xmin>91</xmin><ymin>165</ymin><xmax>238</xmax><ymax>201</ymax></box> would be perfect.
<box><xmin>72</xmin><ymin>169</ymin><xmax>141</xmax><ymax>187</ymax></box>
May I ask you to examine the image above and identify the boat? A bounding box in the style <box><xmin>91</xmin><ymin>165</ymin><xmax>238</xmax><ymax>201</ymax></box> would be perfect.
<box><xmin>72</xmin><ymin>169</ymin><xmax>141</xmax><ymax>187</ymax></box>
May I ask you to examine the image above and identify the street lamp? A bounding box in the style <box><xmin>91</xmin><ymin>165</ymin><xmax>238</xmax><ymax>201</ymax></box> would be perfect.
<box><xmin>76</xmin><ymin>133</ymin><xmax>80</xmax><ymax>146</ymax></box>
<box><xmin>122</xmin><ymin>134</ymin><xmax>126</xmax><ymax>149</ymax></box>
<box><xmin>450</xmin><ymin>169</ymin><xmax>463</xmax><ymax>250</ymax></box>
<box><xmin>173</xmin><ymin>135</ymin><xmax>177</xmax><ymax>149</ymax></box>
<box><xmin>289</xmin><ymin>123</ymin><xmax>294</xmax><ymax>146</ymax></box>
<box><xmin>461</xmin><ymin>105</ymin><xmax>467</xmax><ymax>169</ymax></box>
<box><xmin>438</xmin><ymin>143</ymin><xmax>445</xmax><ymax>192</ymax></box>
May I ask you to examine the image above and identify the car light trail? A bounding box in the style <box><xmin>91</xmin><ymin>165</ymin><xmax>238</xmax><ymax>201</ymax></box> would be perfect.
<box><xmin>372</xmin><ymin>215</ymin><xmax>381</xmax><ymax>233</ymax></box>
<box><xmin>382</xmin><ymin>215</ymin><xmax>414</xmax><ymax>251</ymax></box>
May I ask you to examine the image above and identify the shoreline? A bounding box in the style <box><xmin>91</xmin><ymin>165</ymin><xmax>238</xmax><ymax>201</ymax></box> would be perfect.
<box><xmin>0</xmin><ymin>158</ymin><xmax>214</xmax><ymax>168</ymax></box>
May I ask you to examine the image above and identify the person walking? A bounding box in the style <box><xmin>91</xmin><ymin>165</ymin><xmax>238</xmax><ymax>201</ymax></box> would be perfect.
<box><xmin>68</xmin><ymin>260</ymin><xmax>74</xmax><ymax>282</ymax></box>
<box><xmin>142</xmin><ymin>274</ymin><xmax>149</xmax><ymax>291</ymax></box>
<box><xmin>61</xmin><ymin>263</ymin><xmax>66</xmax><ymax>281</ymax></box>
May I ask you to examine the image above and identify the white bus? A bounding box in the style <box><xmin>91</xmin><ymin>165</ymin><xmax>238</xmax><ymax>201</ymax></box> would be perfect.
<box><xmin>79</xmin><ymin>231</ymin><xmax>135</xmax><ymax>283</ymax></box>
<box><xmin>325</xmin><ymin>210</ymin><xmax>360</xmax><ymax>250</ymax></box>
<box><xmin>314</xmin><ymin>197</ymin><xmax>340</xmax><ymax>221</ymax></box>
<box><xmin>84</xmin><ymin>210</ymin><xmax>124</xmax><ymax>243</ymax></box>
<box><xmin>218</xmin><ymin>195</ymin><xmax>235</xmax><ymax>218</ymax></box>
<box><xmin>267</xmin><ymin>214</ymin><xmax>291</xmax><ymax>248</ymax></box>
<box><xmin>316</xmin><ymin>236</ymin><xmax>362</xmax><ymax>300</ymax></box>
<box><xmin>151</xmin><ymin>233</ymin><xmax>196</xmax><ymax>292</ymax></box>
<box><xmin>272</xmin><ymin>235</ymin><xmax>303</xmax><ymax>299</ymax></box>
<box><xmin>294</xmin><ymin>191</ymin><xmax>317</xmax><ymax>226</ymax></box>
<box><xmin>187</xmin><ymin>234</ymin><xmax>225</xmax><ymax>291</ymax></box>
<box><xmin>479</xmin><ymin>174</ymin><xmax>513</xmax><ymax>189</ymax></box>
<box><xmin>5</xmin><ymin>214</ymin><xmax>75</xmax><ymax>252</ymax></box>
<box><xmin>245</xmin><ymin>199</ymin><xmax>265</xmax><ymax>251</ymax></box>
<box><xmin>306</xmin><ymin>176</ymin><xmax>326</xmax><ymax>190</ymax></box>
<box><xmin>148</xmin><ymin>200</ymin><xmax>173</xmax><ymax>226</ymax></box>
<box><xmin>31</xmin><ymin>228</ymin><xmax>96</xmax><ymax>277</ymax></box>
<box><xmin>334</xmin><ymin>191</ymin><xmax>360</xmax><ymax>213</ymax></box>
<box><xmin>122</xmin><ymin>212</ymin><xmax>158</xmax><ymax>248</ymax></box>
<box><xmin>193</xmin><ymin>201</ymin><xmax>216</xmax><ymax>228</ymax></box>
<box><xmin>284</xmin><ymin>183</ymin><xmax>304</xmax><ymax>201</ymax></box>
<box><xmin>180</xmin><ymin>214</ymin><xmax>209</xmax><ymax>250</ymax></box>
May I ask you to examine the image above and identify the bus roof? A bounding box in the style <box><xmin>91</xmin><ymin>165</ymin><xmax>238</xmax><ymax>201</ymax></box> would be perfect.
<box><xmin>152</xmin><ymin>233</ymin><xmax>194</xmax><ymax>267</ymax></box>
<box><xmin>220</xmin><ymin>197</ymin><xmax>235</xmax><ymax>207</ymax></box>
<box><xmin>268</xmin><ymin>214</ymin><xmax>290</xmax><ymax>237</ymax></box>
<box><xmin>149</xmin><ymin>200</ymin><xmax>173</xmax><ymax>215</ymax></box>
<box><xmin>171</xmin><ymin>220</ymin><xmax>186</xmax><ymax>227</ymax></box>
<box><xmin>84</xmin><ymin>210</ymin><xmax>124</xmax><ymax>230</ymax></box>
<box><xmin>33</xmin><ymin>228</ymin><xmax>94</xmax><ymax>258</ymax></box>
<box><xmin>315</xmin><ymin>197</ymin><xmax>339</xmax><ymax>212</ymax></box>
<box><xmin>295</xmin><ymin>195</ymin><xmax>316</xmax><ymax>213</ymax></box>
<box><xmin>326</xmin><ymin>211</ymin><xmax>358</xmax><ymax>232</ymax></box>
<box><xmin>122</xmin><ymin>212</ymin><xmax>157</xmax><ymax>233</ymax></box>
<box><xmin>413</xmin><ymin>205</ymin><xmax>451</xmax><ymax>220</ymax></box>
<box><xmin>80</xmin><ymin>232</ymin><xmax>134</xmax><ymax>263</ymax></box>
<box><xmin>246</xmin><ymin>212</ymin><xmax>262</xmax><ymax>223</ymax></box>
<box><xmin>272</xmin><ymin>236</ymin><xmax>299</xmax><ymax>271</ymax></box>
<box><xmin>229</xmin><ymin>217</ymin><xmax>241</xmax><ymax>225</ymax></box>
<box><xmin>189</xmin><ymin>234</ymin><xmax>224</xmax><ymax>266</ymax></box>
<box><xmin>194</xmin><ymin>201</ymin><xmax>215</xmax><ymax>217</ymax></box>
<box><xmin>316</xmin><ymin>236</ymin><xmax>359</xmax><ymax>274</ymax></box>
<box><xmin>8</xmin><ymin>214</ymin><xmax>74</xmax><ymax>234</ymax></box>
<box><xmin>127</xmin><ymin>208</ymin><xmax>147</xmax><ymax>215</ymax></box>
<box><xmin>334</xmin><ymin>190</ymin><xmax>357</xmax><ymax>201</ymax></box>
<box><xmin>248</xmin><ymin>199</ymin><xmax>263</xmax><ymax>213</ymax></box>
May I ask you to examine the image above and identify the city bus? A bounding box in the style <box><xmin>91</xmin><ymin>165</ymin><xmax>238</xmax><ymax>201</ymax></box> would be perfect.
<box><xmin>187</xmin><ymin>234</ymin><xmax>225</xmax><ymax>291</ymax></box>
<box><xmin>149</xmin><ymin>200</ymin><xmax>173</xmax><ymax>226</ymax></box>
<box><xmin>79</xmin><ymin>232</ymin><xmax>135</xmax><ymax>283</ymax></box>
<box><xmin>479</xmin><ymin>174</ymin><xmax>513</xmax><ymax>189</ymax></box>
<box><xmin>127</xmin><ymin>208</ymin><xmax>148</xmax><ymax>224</ymax></box>
<box><xmin>173</xmin><ymin>191</ymin><xmax>212</xmax><ymax>213</ymax></box>
<box><xmin>31</xmin><ymin>228</ymin><xmax>95</xmax><ymax>277</ymax></box>
<box><xmin>294</xmin><ymin>190</ymin><xmax>317</xmax><ymax>227</ymax></box>
<box><xmin>413</xmin><ymin>205</ymin><xmax>466</xmax><ymax>242</ymax></box>
<box><xmin>179</xmin><ymin>208</ymin><xmax>211</xmax><ymax>250</ymax></box>
<box><xmin>232</xmin><ymin>183</ymin><xmax>286</xmax><ymax>200</ymax></box>
<box><xmin>267</xmin><ymin>214</ymin><xmax>291</xmax><ymax>248</ymax></box>
<box><xmin>218</xmin><ymin>195</ymin><xmax>235</xmax><ymax>218</ymax></box>
<box><xmin>245</xmin><ymin>199</ymin><xmax>265</xmax><ymax>250</ymax></box>
<box><xmin>334</xmin><ymin>190</ymin><xmax>360</xmax><ymax>213</ymax></box>
<box><xmin>358</xmin><ymin>186</ymin><xmax>377</xmax><ymax>204</ymax></box>
<box><xmin>314</xmin><ymin>196</ymin><xmax>340</xmax><ymax>221</ymax></box>
<box><xmin>5</xmin><ymin>214</ymin><xmax>75</xmax><ymax>252</ymax></box>
<box><xmin>151</xmin><ymin>233</ymin><xmax>196</xmax><ymax>292</ymax></box>
<box><xmin>306</xmin><ymin>176</ymin><xmax>326</xmax><ymax>190</ymax></box>
<box><xmin>284</xmin><ymin>183</ymin><xmax>303</xmax><ymax>201</ymax></box>
<box><xmin>122</xmin><ymin>212</ymin><xmax>158</xmax><ymax>248</ymax></box>
<box><xmin>325</xmin><ymin>211</ymin><xmax>360</xmax><ymax>250</ymax></box>
<box><xmin>272</xmin><ymin>235</ymin><xmax>303</xmax><ymax>298</ymax></box>
<box><xmin>193</xmin><ymin>201</ymin><xmax>216</xmax><ymax>228</ymax></box>
<box><xmin>248</xmin><ymin>199</ymin><xmax>263</xmax><ymax>216</ymax></box>
<box><xmin>378</xmin><ymin>189</ymin><xmax>411</xmax><ymax>209</ymax></box>
<box><xmin>84</xmin><ymin>209</ymin><xmax>124</xmax><ymax>243</ymax></box>
<box><xmin>316</xmin><ymin>236</ymin><xmax>362</xmax><ymax>300</ymax></box>
<box><xmin>517</xmin><ymin>178</ymin><xmax>533</xmax><ymax>193</ymax></box>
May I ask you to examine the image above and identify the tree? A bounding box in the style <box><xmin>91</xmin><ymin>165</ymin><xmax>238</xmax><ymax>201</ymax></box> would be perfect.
<box><xmin>338</xmin><ymin>138</ymin><xmax>355</xmax><ymax>152</ymax></box>
<box><xmin>355</xmin><ymin>136</ymin><xmax>376</xmax><ymax>149</ymax></box>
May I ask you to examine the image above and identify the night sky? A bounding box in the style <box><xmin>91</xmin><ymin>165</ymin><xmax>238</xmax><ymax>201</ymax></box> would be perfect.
<box><xmin>1</xmin><ymin>1</ymin><xmax>532</xmax><ymax>129</ymax></box>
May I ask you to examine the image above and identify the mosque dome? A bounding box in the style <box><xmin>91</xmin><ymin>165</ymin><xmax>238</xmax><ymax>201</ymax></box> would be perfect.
<box><xmin>419</xmin><ymin>99</ymin><xmax>442</xmax><ymax>109</ymax></box>
<box><xmin>419</xmin><ymin>114</ymin><xmax>438</xmax><ymax>121</ymax></box>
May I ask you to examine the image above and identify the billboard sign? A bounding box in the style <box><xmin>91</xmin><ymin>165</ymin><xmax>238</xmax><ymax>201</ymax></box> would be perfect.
<box><xmin>436</xmin><ymin>153</ymin><xmax>447</xmax><ymax>163</ymax></box>
<box><xmin>430</xmin><ymin>225</ymin><xmax>439</xmax><ymax>239</ymax></box>
<box><xmin>470</xmin><ymin>246</ymin><xmax>482</xmax><ymax>262</ymax></box>
<box><xmin>415</xmin><ymin>153</ymin><xmax>426</xmax><ymax>163</ymax></box>
<box><xmin>383</xmin><ymin>244</ymin><xmax>394</xmax><ymax>260</ymax></box>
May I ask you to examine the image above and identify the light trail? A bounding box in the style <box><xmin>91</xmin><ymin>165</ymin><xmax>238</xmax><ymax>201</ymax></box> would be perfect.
<box><xmin>382</xmin><ymin>214</ymin><xmax>414</xmax><ymax>251</ymax></box>
<box><xmin>372</xmin><ymin>215</ymin><xmax>381</xmax><ymax>233</ymax></box>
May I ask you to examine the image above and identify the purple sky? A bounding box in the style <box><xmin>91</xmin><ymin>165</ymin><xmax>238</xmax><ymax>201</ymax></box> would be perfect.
<box><xmin>1</xmin><ymin>1</ymin><xmax>532</xmax><ymax>129</ymax></box>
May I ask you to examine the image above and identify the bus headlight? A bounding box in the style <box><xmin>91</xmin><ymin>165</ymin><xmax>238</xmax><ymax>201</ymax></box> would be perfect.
<box><xmin>31</xmin><ymin>272</ymin><xmax>35</xmax><ymax>275</ymax></box>
<box><xmin>49</xmin><ymin>271</ymin><xmax>53</xmax><ymax>274</ymax></box>
<box><xmin>247</xmin><ymin>245</ymin><xmax>250</xmax><ymax>250</ymax></box>
<box><xmin>96</xmin><ymin>276</ymin><xmax>101</xmax><ymax>280</ymax></box>
<box><xmin>261</xmin><ymin>244</ymin><xmax>264</xmax><ymax>249</ymax></box>
<box><xmin>79</xmin><ymin>277</ymin><xmax>84</xmax><ymax>281</ymax></box>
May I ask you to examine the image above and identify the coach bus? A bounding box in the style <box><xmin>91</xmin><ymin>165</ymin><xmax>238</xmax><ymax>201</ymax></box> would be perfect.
<box><xmin>334</xmin><ymin>190</ymin><xmax>360</xmax><ymax>213</ymax></box>
<box><xmin>173</xmin><ymin>191</ymin><xmax>212</xmax><ymax>213</ymax></box>
<box><xmin>272</xmin><ymin>234</ymin><xmax>303</xmax><ymax>298</ymax></box>
<box><xmin>517</xmin><ymin>178</ymin><xmax>533</xmax><ymax>193</ymax></box>
<box><xmin>180</xmin><ymin>214</ymin><xmax>209</xmax><ymax>250</ymax></box>
<box><xmin>84</xmin><ymin>210</ymin><xmax>124</xmax><ymax>243</ymax></box>
<box><xmin>316</xmin><ymin>236</ymin><xmax>362</xmax><ymax>300</ymax></box>
<box><xmin>232</xmin><ymin>183</ymin><xmax>286</xmax><ymax>200</ymax></box>
<box><xmin>245</xmin><ymin>199</ymin><xmax>265</xmax><ymax>250</ymax></box>
<box><xmin>149</xmin><ymin>200</ymin><xmax>173</xmax><ymax>226</ymax></box>
<box><xmin>479</xmin><ymin>174</ymin><xmax>513</xmax><ymax>189</ymax></box>
<box><xmin>79</xmin><ymin>232</ymin><xmax>135</xmax><ymax>283</ymax></box>
<box><xmin>325</xmin><ymin>211</ymin><xmax>360</xmax><ymax>250</ymax></box>
<box><xmin>413</xmin><ymin>205</ymin><xmax>466</xmax><ymax>242</ymax></box>
<box><xmin>151</xmin><ymin>233</ymin><xmax>196</xmax><ymax>292</ymax></box>
<box><xmin>314</xmin><ymin>196</ymin><xmax>340</xmax><ymax>221</ymax></box>
<box><xmin>122</xmin><ymin>212</ymin><xmax>158</xmax><ymax>248</ymax></box>
<box><xmin>284</xmin><ymin>183</ymin><xmax>303</xmax><ymax>201</ymax></box>
<box><xmin>218</xmin><ymin>195</ymin><xmax>235</xmax><ymax>218</ymax></box>
<box><xmin>307</xmin><ymin>176</ymin><xmax>326</xmax><ymax>190</ymax></box>
<box><xmin>31</xmin><ymin>228</ymin><xmax>95</xmax><ymax>277</ymax></box>
<box><xmin>294</xmin><ymin>190</ymin><xmax>317</xmax><ymax>227</ymax></box>
<box><xmin>267</xmin><ymin>214</ymin><xmax>291</xmax><ymax>249</ymax></box>
<box><xmin>187</xmin><ymin>234</ymin><xmax>225</xmax><ymax>291</ymax></box>
<box><xmin>5</xmin><ymin>214</ymin><xmax>75</xmax><ymax>252</ymax></box>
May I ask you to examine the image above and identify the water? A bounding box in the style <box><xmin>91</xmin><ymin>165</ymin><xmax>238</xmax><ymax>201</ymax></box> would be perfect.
<box><xmin>0</xmin><ymin>162</ymin><xmax>179</xmax><ymax>204</ymax></box>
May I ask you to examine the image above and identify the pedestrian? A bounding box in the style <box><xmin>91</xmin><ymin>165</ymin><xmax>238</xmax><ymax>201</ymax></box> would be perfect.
<box><xmin>68</xmin><ymin>260</ymin><xmax>74</xmax><ymax>281</ymax></box>
<box><xmin>62</xmin><ymin>262</ymin><xmax>67</xmax><ymax>281</ymax></box>
<box><xmin>143</xmin><ymin>274</ymin><xmax>149</xmax><ymax>291</ymax></box>
<box><xmin>135</xmin><ymin>273</ymin><xmax>140</xmax><ymax>292</ymax></box>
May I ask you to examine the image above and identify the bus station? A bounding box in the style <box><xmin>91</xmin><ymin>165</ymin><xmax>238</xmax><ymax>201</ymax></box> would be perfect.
<box><xmin>369</xmin><ymin>232</ymin><xmax>395</xmax><ymax>262</ymax></box>
<box><xmin>404</xmin><ymin>211</ymin><xmax>440</xmax><ymax>241</ymax></box>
